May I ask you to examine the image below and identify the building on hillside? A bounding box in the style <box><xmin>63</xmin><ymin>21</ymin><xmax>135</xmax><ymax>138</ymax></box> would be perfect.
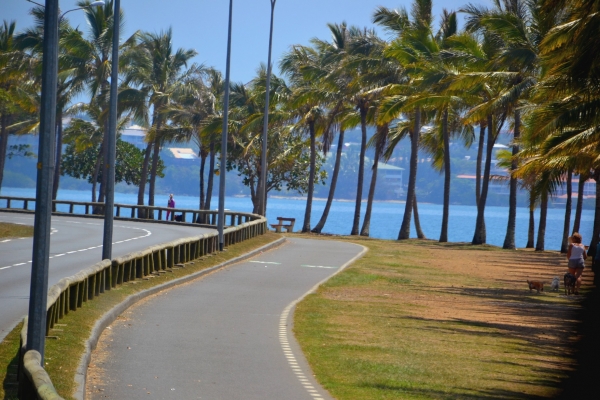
<box><xmin>121</xmin><ymin>125</ymin><xmax>147</xmax><ymax>149</ymax></box>
<box><xmin>378</xmin><ymin>162</ymin><xmax>405</xmax><ymax>198</ymax></box>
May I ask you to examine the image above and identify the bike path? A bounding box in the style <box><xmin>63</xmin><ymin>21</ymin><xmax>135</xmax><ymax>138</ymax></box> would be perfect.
<box><xmin>88</xmin><ymin>238</ymin><xmax>365</xmax><ymax>400</ymax></box>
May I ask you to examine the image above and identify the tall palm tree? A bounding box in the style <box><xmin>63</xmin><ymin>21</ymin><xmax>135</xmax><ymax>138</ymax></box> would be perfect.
<box><xmin>121</xmin><ymin>27</ymin><xmax>198</xmax><ymax>209</ymax></box>
<box><xmin>281</xmin><ymin>45</ymin><xmax>328</xmax><ymax>232</ymax></box>
<box><xmin>374</xmin><ymin>0</ymin><xmax>434</xmax><ymax>240</ymax></box>
<box><xmin>0</xmin><ymin>20</ymin><xmax>32</xmax><ymax>191</ymax></box>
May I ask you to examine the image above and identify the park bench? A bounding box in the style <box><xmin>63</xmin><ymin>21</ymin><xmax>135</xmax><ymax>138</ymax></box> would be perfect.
<box><xmin>270</xmin><ymin>217</ymin><xmax>295</xmax><ymax>233</ymax></box>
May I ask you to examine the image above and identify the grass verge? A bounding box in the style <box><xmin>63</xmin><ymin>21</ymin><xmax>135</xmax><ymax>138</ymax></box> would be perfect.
<box><xmin>0</xmin><ymin>222</ymin><xmax>34</xmax><ymax>239</ymax></box>
<box><xmin>0</xmin><ymin>231</ymin><xmax>279</xmax><ymax>400</ymax></box>
<box><xmin>293</xmin><ymin>235</ymin><xmax>590</xmax><ymax>400</ymax></box>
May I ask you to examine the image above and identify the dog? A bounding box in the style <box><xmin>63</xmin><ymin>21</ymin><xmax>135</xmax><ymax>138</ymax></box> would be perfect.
<box><xmin>551</xmin><ymin>276</ymin><xmax>560</xmax><ymax>291</ymax></box>
<box><xmin>527</xmin><ymin>280</ymin><xmax>544</xmax><ymax>293</ymax></box>
<box><xmin>174</xmin><ymin>214</ymin><xmax>183</xmax><ymax>222</ymax></box>
<box><xmin>564</xmin><ymin>273</ymin><xmax>576</xmax><ymax>295</ymax></box>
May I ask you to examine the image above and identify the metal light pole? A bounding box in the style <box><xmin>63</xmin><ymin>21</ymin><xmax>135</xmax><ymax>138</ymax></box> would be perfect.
<box><xmin>26</xmin><ymin>0</ymin><xmax>60</xmax><ymax>362</ymax></box>
<box><xmin>218</xmin><ymin>0</ymin><xmax>233</xmax><ymax>251</ymax></box>
<box><xmin>102</xmin><ymin>0</ymin><xmax>120</xmax><ymax>260</ymax></box>
<box><xmin>25</xmin><ymin>0</ymin><xmax>104</xmax><ymax>362</ymax></box>
<box><xmin>259</xmin><ymin>0</ymin><xmax>276</xmax><ymax>217</ymax></box>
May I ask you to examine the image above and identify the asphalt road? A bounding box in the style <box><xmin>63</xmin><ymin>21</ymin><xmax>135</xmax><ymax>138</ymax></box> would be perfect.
<box><xmin>88</xmin><ymin>238</ymin><xmax>365</xmax><ymax>400</ymax></box>
<box><xmin>0</xmin><ymin>212</ymin><xmax>214</xmax><ymax>341</ymax></box>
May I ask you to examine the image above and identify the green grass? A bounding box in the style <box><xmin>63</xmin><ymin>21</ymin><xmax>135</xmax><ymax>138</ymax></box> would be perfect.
<box><xmin>0</xmin><ymin>232</ymin><xmax>279</xmax><ymax>400</ymax></box>
<box><xmin>0</xmin><ymin>222</ymin><xmax>34</xmax><ymax>239</ymax></box>
<box><xmin>293</xmin><ymin>234</ymin><xmax>579</xmax><ymax>400</ymax></box>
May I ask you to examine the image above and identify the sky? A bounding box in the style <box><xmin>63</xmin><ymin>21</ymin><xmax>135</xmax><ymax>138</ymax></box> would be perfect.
<box><xmin>3</xmin><ymin>0</ymin><xmax>493</xmax><ymax>84</ymax></box>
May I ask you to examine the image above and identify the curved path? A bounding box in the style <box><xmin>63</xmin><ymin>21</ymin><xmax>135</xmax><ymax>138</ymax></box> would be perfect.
<box><xmin>88</xmin><ymin>238</ymin><xmax>364</xmax><ymax>400</ymax></box>
<box><xmin>0</xmin><ymin>212</ymin><xmax>213</xmax><ymax>341</ymax></box>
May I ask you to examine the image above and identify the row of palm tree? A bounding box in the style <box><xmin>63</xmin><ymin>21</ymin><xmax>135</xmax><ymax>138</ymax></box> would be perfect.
<box><xmin>1</xmin><ymin>0</ymin><xmax>598</xmax><ymax>251</ymax></box>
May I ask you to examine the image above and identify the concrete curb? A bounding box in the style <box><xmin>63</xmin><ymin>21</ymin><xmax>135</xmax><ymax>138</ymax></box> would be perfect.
<box><xmin>73</xmin><ymin>237</ymin><xmax>287</xmax><ymax>400</ymax></box>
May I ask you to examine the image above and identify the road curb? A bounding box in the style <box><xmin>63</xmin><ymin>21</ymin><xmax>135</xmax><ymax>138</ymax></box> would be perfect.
<box><xmin>74</xmin><ymin>237</ymin><xmax>286</xmax><ymax>400</ymax></box>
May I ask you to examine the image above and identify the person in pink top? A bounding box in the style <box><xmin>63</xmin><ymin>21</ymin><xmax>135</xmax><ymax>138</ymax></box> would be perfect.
<box><xmin>166</xmin><ymin>194</ymin><xmax>175</xmax><ymax>220</ymax></box>
<box><xmin>567</xmin><ymin>232</ymin><xmax>587</xmax><ymax>294</ymax></box>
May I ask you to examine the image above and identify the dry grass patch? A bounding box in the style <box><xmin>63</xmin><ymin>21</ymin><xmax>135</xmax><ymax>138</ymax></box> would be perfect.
<box><xmin>293</xmin><ymin>235</ymin><xmax>591</xmax><ymax>400</ymax></box>
<box><xmin>0</xmin><ymin>232</ymin><xmax>279</xmax><ymax>400</ymax></box>
<box><xmin>0</xmin><ymin>222</ymin><xmax>33</xmax><ymax>239</ymax></box>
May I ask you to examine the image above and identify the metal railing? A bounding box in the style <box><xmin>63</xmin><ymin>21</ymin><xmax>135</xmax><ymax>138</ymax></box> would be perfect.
<box><xmin>0</xmin><ymin>196</ymin><xmax>258</xmax><ymax>228</ymax></box>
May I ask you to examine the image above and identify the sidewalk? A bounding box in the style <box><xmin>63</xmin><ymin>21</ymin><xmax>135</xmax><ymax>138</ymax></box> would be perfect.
<box><xmin>86</xmin><ymin>238</ymin><xmax>365</xmax><ymax>400</ymax></box>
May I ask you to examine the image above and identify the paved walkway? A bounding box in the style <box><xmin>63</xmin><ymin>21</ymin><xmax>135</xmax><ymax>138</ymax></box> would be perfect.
<box><xmin>88</xmin><ymin>238</ymin><xmax>365</xmax><ymax>400</ymax></box>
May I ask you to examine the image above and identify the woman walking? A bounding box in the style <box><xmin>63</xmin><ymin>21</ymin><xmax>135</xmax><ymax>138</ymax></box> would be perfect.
<box><xmin>567</xmin><ymin>232</ymin><xmax>587</xmax><ymax>294</ymax></box>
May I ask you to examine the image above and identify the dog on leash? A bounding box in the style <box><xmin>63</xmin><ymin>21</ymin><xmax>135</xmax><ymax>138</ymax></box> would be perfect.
<box><xmin>551</xmin><ymin>276</ymin><xmax>560</xmax><ymax>291</ymax></box>
<box><xmin>564</xmin><ymin>273</ymin><xmax>576</xmax><ymax>295</ymax></box>
<box><xmin>527</xmin><ymin>280</ymin><xmax>544</xmax><ymax>293</ymax></box>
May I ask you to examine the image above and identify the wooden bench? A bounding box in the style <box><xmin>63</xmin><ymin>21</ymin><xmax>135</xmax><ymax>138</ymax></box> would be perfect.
<box><xmin>270</xmin><ymin>217</ymin><xmax>295</xmax><ymax>233</ymax></box>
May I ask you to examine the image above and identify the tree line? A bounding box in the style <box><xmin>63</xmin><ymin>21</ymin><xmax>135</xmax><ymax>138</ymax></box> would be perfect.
<box><xmin>1</xmin><ymin>0</ymin><xmax>599</xmax><ymax>252</ymax></box>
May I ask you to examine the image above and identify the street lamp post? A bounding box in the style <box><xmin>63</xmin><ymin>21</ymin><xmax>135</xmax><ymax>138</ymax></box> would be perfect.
<box><xmin>218</xmin><ymin>0</ymin><xmax>233</xmax><ymax>251</ymax></box>
<box><xmin>25</xmin><ymin>0</ymin><xmax>104</xmax><ymax>363</ymax></box>
<box><xmin>102</xmin><ymin>0</ymin><xmax>120</xmax><ymax>260</ymax></box>
<box><xmin>259</xmin><ymin>0</ymin><xmax>276</xmax><ymax>217</ymax></box>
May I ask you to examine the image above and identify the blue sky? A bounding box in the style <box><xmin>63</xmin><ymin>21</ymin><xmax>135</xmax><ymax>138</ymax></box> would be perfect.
<box><xmin>4</xmin><ymin>0</ymin><xmax>492</xmax><ymax>83</ymax></box>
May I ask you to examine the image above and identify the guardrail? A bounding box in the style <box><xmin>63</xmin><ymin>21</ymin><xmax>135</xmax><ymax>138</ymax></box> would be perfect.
<box><xmin>0</xmin><ymin>196</ymin><xmax>256</xmax><ymax>228</ymax></box>
<box><xmin>13</xmin><ymin>202</ymin><xmax>267</xmax><ymax>399</ymax></box>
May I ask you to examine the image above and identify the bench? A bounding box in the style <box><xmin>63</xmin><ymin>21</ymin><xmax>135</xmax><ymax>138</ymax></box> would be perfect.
<box><xmin>270</xmin><ymin>217</ymin><xmax>295</xmax><ymax>233</ymax></box>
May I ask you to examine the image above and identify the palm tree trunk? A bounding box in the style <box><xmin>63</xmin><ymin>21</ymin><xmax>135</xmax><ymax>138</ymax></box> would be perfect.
<box><xmin>475</xmin><ymin>122</ymin><xmax>485</xmax><ymax>205</ymax></box>
<box><xmin>573</xmin><ymin>172</ymin><xmax>586</xmax><ymax>233</ymax></box>
<box><xmin>589</xmin><ymin>170</ymin><xmax>600</xmax><ymax>282</ymax></box>
<box><xmin>148</xmin><ymin>137</ymin><xmax>160</xmax><ymax>209</ymax></box>
<box><xmin>360</xmin><ymin>128</ymin><xmax>384</xmax><ymax>237</ymax></box>
<box><xmin>526</xmin><ymin>191</ymin><xmax>535</xmax><ymax>248</ymax></box>
<box><xmin>535</xmin><ymin>192</ymin><xmax>548</xmax><ymax>251</ymax></box>
<box><xmin>98</xmin><ymin>118</ymin><xmax>109</xmax><ymax>204</ymax></box>
<box><xmin>198</xmin><ymin>151</ymin><xmax>207</xmax><ymax>223</ymax></box>
<box><xmin>137</xmin><ymin>142</ymin><xmax>153</xmax><ymax>209</ymax></box>
<box><xmin>472</xmin><ymin>114</ymin><xmax>497</xmax><ymax>245</ymax></box>
<box><xmin>205</xmin><ymin>141</ymin><xmax>215</xmax><ymax>210</ymax></box>
<box><xmin>561</xmin><ymin>169</ymin><xmax>573</xmax><ymax>253</ymax></box>
<box><xmin>0</xmin><ymin>115</ymin><xmax>9</xmax><ymax>191</ymax></box>
<box><xmin>503</xmin><ymin>109</ymin><xmax>520</xmax><ymax>249</ymax></box>
<box><xmin>312</xmin><ymin>129</ymin><xmax>345</xmax><ymax>233</ymax></box>
<box><xmin>302</xmin><ymin>121</ymin><xmax>317</xmax><ymax>232</ymax></box>
<box><xmin>414</xmin><ymin>193</ymin><xmax>426</xmax><ymax>239</ymax></box>
<box><xmin>440</xmin><ymin>108</ymin><xmax>450</xmax><ymax>242</ymax></box>
<box><xmin>52</xmin><ymin>114</ymin><xmax>64</xmax><ymax>204</ymax></box>
<box><xmin>91</xmin><ymin>148</ymin><xmax>102</xmax><ymax>203</ymax></box>
<box><xmin>351</xmin><ymin>107</ymin><xmax>368</xmax><ymax>235</ymax></box>
<box><xmin>399</xmin><ymin>107</ymin><xmax>420</xmax><ymax>240</ymax></box>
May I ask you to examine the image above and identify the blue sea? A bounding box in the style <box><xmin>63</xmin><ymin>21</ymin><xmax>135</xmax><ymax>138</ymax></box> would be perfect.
<box><xmin>0</xmin><ymin>187</ymin><xmax>594</xmax><ymax>251</ymax></box>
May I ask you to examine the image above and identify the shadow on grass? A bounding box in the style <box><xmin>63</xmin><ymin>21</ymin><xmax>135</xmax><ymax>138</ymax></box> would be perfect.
<box><xmin>2</xmin><ymin>349</ymin><xmax>19</xmax><ymax>400</ymax></box>
<box><xmin>553</xmin><ymin>278</ymin><xmax>600</xmax><ymax>399</ymax></box>
<box><xmin>358</xmin><ymin>382</ymin><xmax>549</xmax><ymax>399</ymax></box>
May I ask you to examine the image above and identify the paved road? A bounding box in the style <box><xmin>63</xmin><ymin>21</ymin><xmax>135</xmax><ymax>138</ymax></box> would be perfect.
<box><xmin>0</xmin><ymin>212</ymin><xmax>213</xmax><ymax>341</ymax></box>
<box><xmin>88</xmin><ymin>238</ymin><xmax>365</xmax><ymax>400</ymax></box>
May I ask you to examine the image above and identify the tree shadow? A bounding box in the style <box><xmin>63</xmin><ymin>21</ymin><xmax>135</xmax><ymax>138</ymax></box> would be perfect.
<box><xmin>2</xmin><ymin>347</ymin><xmax>20</xmax><ymax>400</ymax></box>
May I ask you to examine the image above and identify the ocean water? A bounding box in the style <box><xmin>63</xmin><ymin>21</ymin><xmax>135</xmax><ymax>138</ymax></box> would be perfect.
<box><xmin>0</xmin><ymin>187</ymin><xmax>594</xmax><ymax>251</ymax></box>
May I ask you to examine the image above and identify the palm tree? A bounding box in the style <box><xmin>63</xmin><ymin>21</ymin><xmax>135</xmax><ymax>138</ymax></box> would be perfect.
<box><xmin>309</xmin><ymin>22</ymin><xmax>353</xmax><ymax>234</ymax></box>
<box><xmin>281</xmin><ymin>45</ymin><xmax>328</xmax><ymax>232</ymax></box>
<box><xmin>0</xmin><ymin>20</ymin><xmax>32</xmax><ymax>191</ymax></box>
<box><xmin>374</xmin><ymin>0</ymin><xmax>434</xmax><ymax>240</ymax></box>
<box><xmin>121</xmin><ymin>28</ymin><xmax>198</xmax><ymax>210</ymax></box>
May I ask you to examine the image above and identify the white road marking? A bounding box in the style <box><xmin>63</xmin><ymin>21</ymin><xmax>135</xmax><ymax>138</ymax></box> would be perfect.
<box><xmin>249</xmin><ymin>261</ymin><xmax>281</xmax><ymax>264</ymax></box>
<box><xmin>278</xmin><ymin>244</ymin><xmax>367</xmax><ymax>400</ymax></box>
<box><xmin>0</xmin><ymin>221</ymin><xmax>152</xmax><ymax>273</ymax></box>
